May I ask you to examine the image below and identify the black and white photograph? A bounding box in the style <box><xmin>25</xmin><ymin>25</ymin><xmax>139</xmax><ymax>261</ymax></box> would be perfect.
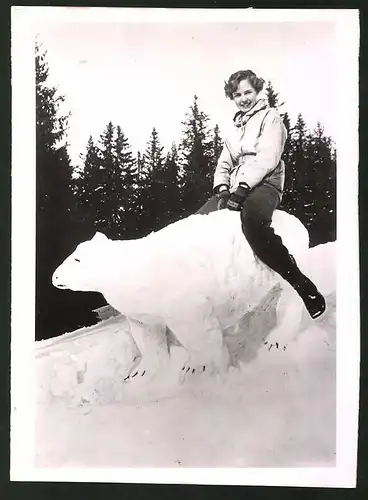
<box><xmin>11</xmin><ymin>7</ymin><xmax>360</xmax><ymax>488</ymax></box>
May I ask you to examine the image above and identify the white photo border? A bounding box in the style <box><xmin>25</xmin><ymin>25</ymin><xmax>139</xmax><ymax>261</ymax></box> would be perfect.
<box><xmin>10</xmin><ymin>6</ymin><xmax>360</xmax><ymax>488</ymax></box>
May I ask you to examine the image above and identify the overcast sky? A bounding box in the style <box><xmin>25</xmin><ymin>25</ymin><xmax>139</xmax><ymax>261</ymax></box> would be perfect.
<box><xmin>34</xmin><ymin>14</ymin><xmax>338</xmax><ymax>167</ymax></box>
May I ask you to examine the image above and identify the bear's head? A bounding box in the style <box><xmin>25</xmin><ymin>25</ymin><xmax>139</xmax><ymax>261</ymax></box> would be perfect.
<box><xmin>52</xmin><ymin>232</ymin><xmax>110</xmax><ymax>293</ymax></box>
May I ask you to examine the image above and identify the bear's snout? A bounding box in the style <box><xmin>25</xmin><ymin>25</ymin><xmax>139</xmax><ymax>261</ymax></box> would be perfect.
<box><xmin>52</xmin><ymin>272</ymin><xmax>65</xmax><ymax>289</ymax></box>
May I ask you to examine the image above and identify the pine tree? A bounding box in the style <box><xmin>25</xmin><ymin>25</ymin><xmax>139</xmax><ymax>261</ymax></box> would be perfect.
<box><xmin>280</xmin><ymin>113</ymin><xmax>309</xmax><ymax>217</ymax></box>
<box><xmin>264</xmin><ymin>81</ymin><xmax>285</xmax><ymax>110</ymax></box>
<box><xmin>36</xmin><ymin>44</ymin><xmax>73</xmax><ymax>219</ymax></box>
<box><xmin>36</xmin><ymin>41</ymin><xmax>102</xmax><ymax>339</ymax></box>
<box><xmin>75</xmin><ymin>135</ymin><xmax>102</xmax><ymax>226</ymax></box>
<box><xmin>141</xmin><ymin>127</ymin><xmax>166</xmax><ymax>232</ymax></box>
<box><xmin>279</xmin><ymin>111</ymin><xmax>296</xmax><ymax>207</ymax></box>
<box><xmin>208</xmin><ymin>124</ymin><xmax>223</xmax><ymax>180</ymax></box>
<box><xmin>162</xmin><ymin>142</ymin><xmax>182</xmax><ymax>225</ymax></box>
<box><xmin>303</xmin><ymin>122</ymin><xmax>336</xmax><ymax>245</ymax></box>
<box><xmin>114</xmin><ymin>125</ymin><xmax>139</xmax><ymax>238</ymax></box>
<box><xmin>281</xmin><ymin>112</ymin><xmax>293</xmax><ymax>163</ymax></box>
<box><xmin>179</xmin><ymin>95</ymin><xmax>212</xmax><ymax>215</ymax></box>
<box><xmin>292</xmin><ymin>113</ymin><xmax>310</xmax><ymax>205</ymax></box>
<box><xmin>136</xmin><ymin>151</ymin><xmax>145</xmax><ymax>183</ymax></box>
<box><xmin>76</xmin><ymin>123</ymin><xmax>139</xmax><ymax>239</ymax></box>
<box><xmin>135</xmin><ymin>150</ymin><xmax>146</xmax><ymax>225</ymax></box>
<box><xmin>97</xmin><ymin>121</ymin><xmax>116</xmax><ymax>232</ymax></box>
<box><xmin>76</xmin><ymin>123</ymin><xmax>116</xmax><ymax>236</ymax></box>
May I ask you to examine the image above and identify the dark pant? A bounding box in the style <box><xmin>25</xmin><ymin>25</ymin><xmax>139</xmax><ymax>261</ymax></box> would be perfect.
<box><xmin>196</xmin><ymin>184</ymin><xmax>297</xmax><ymax>281</ymax></box>
<box><xmin>197</xmin><ymin>184</ymin><xmax>327</xmax><ymax>319</ymax></box>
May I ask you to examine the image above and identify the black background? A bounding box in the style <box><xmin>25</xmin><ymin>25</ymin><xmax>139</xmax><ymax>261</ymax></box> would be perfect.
<box><xmin>1</xmin><ymin>1</ymin><xmax>367</xmax><ymax>499</ymax></box>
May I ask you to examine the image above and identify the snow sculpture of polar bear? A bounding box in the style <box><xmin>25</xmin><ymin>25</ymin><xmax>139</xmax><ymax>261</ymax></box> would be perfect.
<box><xmin>52</xmin><ymin>209</ymin><xmax>309</xmax><ymax>382</ymax></box>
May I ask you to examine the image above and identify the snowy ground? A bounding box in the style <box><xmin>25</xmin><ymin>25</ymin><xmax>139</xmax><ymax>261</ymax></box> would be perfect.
<box><xmin>35</xmin><ymin>242</ymin><xmax>336</xmax><ymax>469</ymax></box>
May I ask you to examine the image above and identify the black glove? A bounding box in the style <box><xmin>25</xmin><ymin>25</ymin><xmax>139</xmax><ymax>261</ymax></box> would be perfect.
<box><xmin>227</xmin><ymin>184</ymin><xmax>250</xmax><ymax>211</ymax></box>
<box><xmin>216</xmin><ymin>189</ymin><xmax>230</xmax><ymax>210</ymax></box>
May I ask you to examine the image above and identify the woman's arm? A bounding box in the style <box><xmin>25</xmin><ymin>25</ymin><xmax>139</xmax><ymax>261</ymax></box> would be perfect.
<box><xmin>236</xmin><ymin>109</ymin><xmax>287</xmax><ymax>189</ymax></box>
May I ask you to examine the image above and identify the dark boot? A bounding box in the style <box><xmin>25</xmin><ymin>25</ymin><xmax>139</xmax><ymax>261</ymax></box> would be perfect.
<box><xmin>283</xmin><ymin>255</ymin><xmax>326</xmax><ymax>320</ymax></box>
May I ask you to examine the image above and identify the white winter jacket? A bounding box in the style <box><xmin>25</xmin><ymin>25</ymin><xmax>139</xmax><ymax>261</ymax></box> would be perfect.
<box><xmin>214</xmin><ymin>99</ymin><xmax>286</xmax><ymax>196</ymax></box>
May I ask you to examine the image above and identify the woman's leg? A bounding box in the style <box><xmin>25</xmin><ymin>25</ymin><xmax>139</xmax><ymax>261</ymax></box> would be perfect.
<box><xmin>241</xmin><ymin>184</ymin><xmax>326</xmax><ymax>319</ymax></box>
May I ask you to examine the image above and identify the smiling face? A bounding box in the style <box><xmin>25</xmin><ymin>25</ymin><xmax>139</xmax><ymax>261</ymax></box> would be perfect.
<box><xmin>232</xmin><ymin>79</ymin><xmax>259</xmax><ymax>113</ymax></box>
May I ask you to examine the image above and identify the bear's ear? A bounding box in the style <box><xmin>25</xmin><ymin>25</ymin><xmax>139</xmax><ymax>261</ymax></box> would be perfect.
<box><xmin>91</xmin><ymin>232</ymin><xmax>108</xmax><ymax>243</ymax></box>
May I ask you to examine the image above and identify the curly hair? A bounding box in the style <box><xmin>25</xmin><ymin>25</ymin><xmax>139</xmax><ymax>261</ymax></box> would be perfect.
<box><xmin>224</xmin><ymin>70</ymin><xmax>265</xmax><ymax>99</ymax></box>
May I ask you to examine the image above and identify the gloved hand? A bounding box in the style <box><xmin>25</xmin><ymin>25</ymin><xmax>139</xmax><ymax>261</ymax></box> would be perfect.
<box><xmin>227</xmin><ymin>184</ymin><xmax>250</xmax><ymax>211</ymax></box>
<box><xmin>216</xmin><ymin>189</ymin><xmax>230</xmax><ymax>210</ymax></box>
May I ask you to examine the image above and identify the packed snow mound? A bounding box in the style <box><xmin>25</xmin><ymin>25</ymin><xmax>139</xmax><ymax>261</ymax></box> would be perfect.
<box><xmin>52</xmin><ymin>209</ymin><xmax>309</xmax><ymax>306</ymax></box>
<box><xmin>52</xmin><ymin>209</ymin><xmax>311</xmax><ymax>383</ymax></box>
<box><xmin>42</xmin><ymin>239</ymin><xmax>336</xmax><ymax>407</ymax></box>
<box><xmin>36</xmin><ymin>241</ymin><xmax>336</xmax><ymax>468</ymax></box>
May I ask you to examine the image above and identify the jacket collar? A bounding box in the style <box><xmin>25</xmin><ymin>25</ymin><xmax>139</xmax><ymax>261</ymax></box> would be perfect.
<box><xmin>233</xmin><ymin>98</ymin><xmax>268</xmax><ymax>127</ymax></box>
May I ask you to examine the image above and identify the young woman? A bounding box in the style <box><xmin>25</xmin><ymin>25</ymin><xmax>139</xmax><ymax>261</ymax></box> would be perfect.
<box><xmin>197</xmin><ymin>69</ymin><xmax>326</xmax><ymax>319</ymax></box>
